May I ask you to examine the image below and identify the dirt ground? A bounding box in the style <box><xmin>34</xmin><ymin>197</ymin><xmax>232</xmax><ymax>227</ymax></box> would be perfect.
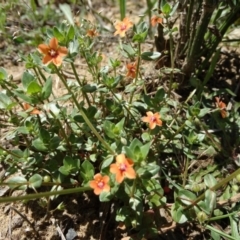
<box><xmin>1</xmin><ymin>1</ymin><xmax>240</xmax><ymax>240</ymax></box>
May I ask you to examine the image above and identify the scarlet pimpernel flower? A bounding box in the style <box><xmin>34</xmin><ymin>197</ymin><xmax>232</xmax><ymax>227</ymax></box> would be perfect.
<box><xmin>215</xmin><ymin>97</ymin><xmax>227</xmax><ymax>118</ymax></box>
<box><xmin>38</xmin><ymin>37</ymin><xmax>68</xmax><ymax>66</ymax></box>
<box><xmin>141</xmin><ymin>111</ymin><xmax>162</xmax><ymax>130</ymax></box>
<box><xmin>151</xmin><ymin>16</ymin><xmax>163</xmax><ymax>27</ymax></box>
<box><xmin>86</xmin><ymin>29</ymin><xmax>98</xmax><ymax>38</ymax></box>
<box><xmin>89</xmin><ymin>173</ymin><xmax>110</xmax><ymax>195</ymax></box>
<box><xmin>110</xmin><ymin>154</ymin><xmax>136</xmax><ymax>184</ymax></box>
<box><xmin>126</xmin><ymin>62</ymin><xmax>137</xmax><ymax>78</ymax></box>
<box><xmin>23</xmin><ymin>103</ymin><xmax>41</xmax><ymax>115</ymax></box>
<box><xmin>114</xmin><ymin>17</ymin><xmax>133</xmax><ymax>38</ymax></box>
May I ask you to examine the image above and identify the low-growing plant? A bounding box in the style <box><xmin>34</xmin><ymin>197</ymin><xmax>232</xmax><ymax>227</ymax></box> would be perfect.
<box><xmin>0</xmin><ymin>1</ymin><xmax>240</xmax><ymax>239</ymax></box>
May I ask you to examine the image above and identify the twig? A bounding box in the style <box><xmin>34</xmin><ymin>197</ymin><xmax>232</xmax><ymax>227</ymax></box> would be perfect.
<box><xmin>10</xmin><ymin>206</ymin><xmax>41</xmax><ymax>239</ymax></box>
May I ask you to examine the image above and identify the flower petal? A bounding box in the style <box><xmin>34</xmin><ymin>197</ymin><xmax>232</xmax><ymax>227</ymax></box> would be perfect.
<box><xmin>38</xmin><ymin>44</ymin><xmax>50</xmax><ymax>54</ymax></box>
<box><xmin>125</xmin><ymin>167</ymin><xmax>136</xmax><ymax>179</ymax></box>
<box><xmin>115</xmin><ymin>171</ymin><xmax>124</xmax><ymax>183</ymax></box>
<box><xmin>58</xmin><ymin>46</ymin><xmax>68</xmax><ymax>56</ymax></box>
<box><xmin>146</xmin><ymin>111</ymin><xmax>154</xmax><ymax>117</ymax></box>
<box><xmin>52</xmin><ymin>56</ymin><xmax>63</xmax><ymax>66</ymax></box>
<box><xmin>94</xmin><ymin>187</ymin><xmax>102</xmax><ymax>195</ymax></box>
<box><xmin>49</xmin><ymin>37</ymin><xmax>58</xmax><ymax>50</ymax></box>
<box><xmin>149</xmin><ymin>122</ymin><xmax>156</xmax><ymax>130</ymax></box>
<box><xmin>141</xmin><ymin>116</ymin><xmax>150</xmax><ymax>123</ymax></box>
<box><xmin>116</xmin><ymin>154</ymin><xmax>126</xmax><ymax>164</ymax></box>
<box><xmin>103</xmin><ymin>184</ymin><xmax>110</xmax><ymax>192</ymax></box>
<box><xmin>42</xmin><ymin>55</ymin><xmax>53</xmax><ymax>65</ymax></box>
<box><xmin>102</xmin><ymin>175</ymin><xmax>110</xmax><ymax>183</ymax></box>
<box><xmin>89</xmin><ymin>180</ymin><xmax>98</xmax><ymax>189</ymax></box>
<box><xmin>110</xmin><ymin>163</ymin><xmax>119</xmax><ymax>174</ymax></box>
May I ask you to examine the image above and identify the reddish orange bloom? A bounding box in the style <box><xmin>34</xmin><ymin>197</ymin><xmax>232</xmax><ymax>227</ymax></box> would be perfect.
<box><xmin>141</xmin><ymin>111</ymin><xmax>162</xmax><ymax>129</ymax></box>
<box><xmin>38</xmin><ymin>37</ymin><xmax>68</xmax><ymax>66</ymax></box>
<box><xmin>110</xmin><ymin>154</ymin><xmax>136</xmax><ymax>184</ymax></box>
<box><xmin>23</xmin><ymin>103</ymin><xmax>41</xmax><ymax>115</ymax></box>
<box><xmin>126</xmin><ymin>62</ymin><xmax>137</xmax><ymax>78</ymax></box>
<box><xmin>215</xmin><ymin>97</ymin><xmax>227</xmax><ymax>118</ymax></box>
<box><xmin>87</xmin><ymin>29</ymin><xmax>99</xmax><ymax>38</ymax></box>
<box><xmin>151</xmin><ymin>16</ymin><xmax>163</xmax><ymax>27</ymax></box>
<box><xmin>89</xmin><ymin>173</ymin><xmax>110</xmax><ymax>195</ymax></box>
<box><xmin>114</xmin><ymin>17</ymin><xmax>133</xmax><ymax>38</ymax></box>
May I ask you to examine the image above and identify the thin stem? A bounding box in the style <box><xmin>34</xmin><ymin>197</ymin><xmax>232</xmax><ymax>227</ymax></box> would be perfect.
<box><xmin>55</xmin><ymin>67</ymin><xmax>115</xmax><ymax>155</ymax></box>
<box><xmin>184</xmin><ymin>168</ymin><xmax>240</xmax><ymax>211</ymax></box>
<box><xmin>70</xmin><ymin>62</ymin><xmax>91</xmax><ymax>106</ymax></box>
<box><xmin>129</xmin><ymin>43</ymin><xmax>141</xmax><ymax>104</ymax></box>
<box><xmin>0</xmin><ymin>145</ymin><xmax>22</xmax><ymax>158</ymax></box>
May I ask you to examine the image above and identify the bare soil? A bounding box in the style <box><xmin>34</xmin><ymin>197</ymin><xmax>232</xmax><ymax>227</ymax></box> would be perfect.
<box><xmin>1</xmin><ymin>1</ymin><xmax>240</xmax><ymax>240</ymax></box>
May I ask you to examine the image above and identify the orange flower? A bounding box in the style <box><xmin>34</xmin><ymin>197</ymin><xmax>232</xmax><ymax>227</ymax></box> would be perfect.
<box><xmin>126</xmin><ymin>62</ymin><xmax>137</xmax><ymax>78</ymax></box>
<box><xmin>23</xmin><ymin>103</ymin><xmax>41</xmax><ymax>115</ymax></box>
<box><xmin>87</xmin><ymin>29</ymin><xmax>99</xmax><ymax>38</ymax></box>
<box><xmin>151</xmin><ymin>16</ymin><xmax>163</xmax><ymax>27</ymax></box>
<box><xmin>114</xmin><ymin>17</ymin><xmax>133</xmax><ymax>38</ymax></box>
<box><xmin>141</xmin><ymin>111</ymin><xmax>162</xmax><ymax>129</ymax></box>
<box><xmin>215</xmin><ymin>97</ymin><xmax>227</xmax><ymax>118</ymax></box>
<box><xmin>38</xmin><ymin>37</ymin><xmax>68</xmax><ymax>66</ymax></box>
<box><xmin>89</xmin><ymin>173</ymin><xmax>110</xmax><ymax>195</ymax></box>
<box><xmin>110</xmin><ymin>154</ymin><xmax>136</xmax><ymax>184</ymax></box>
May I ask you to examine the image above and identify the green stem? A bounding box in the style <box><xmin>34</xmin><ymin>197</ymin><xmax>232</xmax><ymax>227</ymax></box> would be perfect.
<box><xmin>182</xmin><ymin>157</ymin><xmax>189</xmax><ymax>187</ymax></box>
<box><xmin>0</xmin><ymin>145</ymin><xmax>22</xmax><ymax>158</ymax></box>
<box><xmin>129</xmin><ymin>43</ymin><xmax>141</xmax><ymax>105</ymax></box>
<box><xmin>0</xmin><ymin>186</ymin><xmax>91</xmax><ymax>204</ymax></box>
<box><xmin>70</xmin><ymin>62</ymin><xmax>91</xmax><ymax>106</ymax></box>
<box><xmin>184</xmin><ymin>168</ymin><xmax>240</xmax><ymax>211</ymax></box>
<box><xmin>55</xmin><ymin>67</ymin><xmax>115</xmax><ymax>155</ymax></box>
<box><xmin>111</xmin><ymin>90</ymin><xmax>140</xmax><ymax>127</ymax></box>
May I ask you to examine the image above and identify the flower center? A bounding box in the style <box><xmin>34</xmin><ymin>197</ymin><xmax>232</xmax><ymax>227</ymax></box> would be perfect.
<box><xmin>150</xmin><ymin>116</ymin><xmax>156</xmax><ymax>122</ymax></box>
<box><xmin>119</xmin><ymin>163</ymin><xmax>127</xmax><ymax>172</ymax></box>
<box><xmin>120</xmin><ymin>24</ymin><xmax>127</xmax><ymax>31</ymax></box>
<box><xmin>49</xmin><ymin>49</ymin><xmax>58</xmax><ymax>57</ymax></box>
<box><xmin>97</xmin><ymin>181</ymin><xmax>104</xmax><ymax>189</ymax></box>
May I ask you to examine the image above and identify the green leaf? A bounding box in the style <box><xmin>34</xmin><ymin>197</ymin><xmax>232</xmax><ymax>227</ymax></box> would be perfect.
<box><xmin>6</xmin><ymin>176</ymin><xmax>27</xmax><ymax>190</ymax></box>
<box><xmin>63</xmin><ymin>156</ymin><xmax>80</xmax><ymax>173</ymax></box>
<box><xmin>161</xmin><ymin>3</ymin><xmax>171</xmax><ymax>16</ymax></box>
<box><xmin>42</xmin><ymin>77</ymin><xmax>52</xmax><ymax>99</ymax></box>
<box><xmin>172</xmin><ymin>203</ymin><xmax>188</xmax><ymax>224</ymax></box>
<box><xmin>129</xmin><ymin>195</ymin><xmax>142</xmax><ymax>212</ymax></box>
<box><xmin>99</xmin><ymin>191</ymin><xmax>112</xmax><ymax>202</ymax></box>
<box><xmin>80</xmin><ymin>160</ymin><xmax>94</xmax><ymax>182</ymax></box>
<box><xmin>59</xmin><ymin>4</ymin><xmax>74</xmax><ymax>25</ymax></box>
<box><xmin>141</xmin><ymin>132</ymin><xmax>151</xmax><ymax>142</ymax></box>
<box><xmin>0</xmin><ymin>93</ymin><xmax>12</xmax><ymax>109</ymax></box>
<box><xmin>141</xmin><ymin>51</ymin><xmax>161</xmax><ymax>61</ymax></box>
<box><xmin>22</xmin><ymin>71</ymin><xmax>35</xmax><ymax>90</ymax></box>
<box><xmin>39</xmin><ymin>128</ymin><xmax>50</xmax><ymax>143</ymax></box>
<box><xmin>204</xmin><ymin>189</ymin><xmax>216</xmax><ymax>214</ymax></box>
<box><xmin>140</xmin><ymin>142</ymin><xmax>151</xmax><ymax>160</ymax></box>
<box><xmin>53</xmin><ymin>27</ymin><xmax>65</xmax><ymax>42</ymax></box>
<box><xmin>82</xmin><ymin>84</ymin><xmax>97</xmax><ymax>93</ymax></box>
<box><xmin>101</xmin><ymin>155</ymin><xmax>114</xmax><ymax>169</ymax></box>
<box><xmin>204</xmin><ymin>174</ymin><xmax>217</xmax><ymax>188</ymax></box>
<box><xmin>154</xmin><ymin>88</ymin><xmax>165</xmax><ymax>102</ymax></box>
<box><xmin>27</xmin><ymin>81</ymin><xmax>42</xmax><ymax>95</ymax></box>
<box><xmin>132</xmin><ymin>31</ymin><xmax>148</xmax><ymax>43</ymax></box>
<box><xmin>178</xmin><ymin>189</ymin><xmax>196</xmax><ymax>205</ymax></box>
<box><xmin>32</xmin><ymin>138</ymin><xmax>48</xmax><ymax>151</ymax></box>
<box><xmin>137</xmin><ymin>163</ymin><xmax>160</xmax><ymax>178</ymax></box>
<box><xmin>67</xmin><ymin>25</ymin><xmax>75</xmax><ymax>41</ymax></box>
<box><xmin>29</xmin><ymin>174</ymin><xmax>42</xmax><ymax>189</ymax></box>
<box><xmin>59</xmin><ymin>165</ymin><xmax>71</xmax><ymax>175</ymax></box>
<box><xmin>0</xmin><ymin>67</ymin><xmax>7</xmax><ymax>81</ymax></box>
<box><xmin>12</xmin><ymin>90</ymin><xmax>32</xmax><ymax>103</ymax></box>
<box><xmin>103</xmin><ymin>120</ymin><xmax>115</xmax><ymax>139</ymax></box>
